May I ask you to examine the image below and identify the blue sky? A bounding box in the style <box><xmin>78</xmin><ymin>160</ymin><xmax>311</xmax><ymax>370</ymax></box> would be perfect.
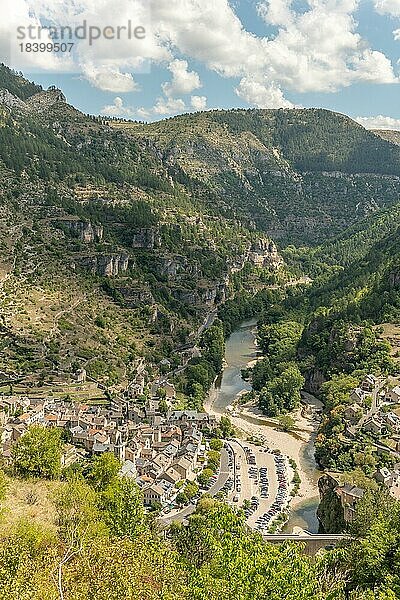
<box><xmin>4</xmin><ymin>0</ymin><xmax>400</xmax><ymax>128</ymax></box>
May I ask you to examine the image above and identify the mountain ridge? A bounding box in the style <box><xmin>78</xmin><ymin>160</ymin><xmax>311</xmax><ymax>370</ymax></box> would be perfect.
<box><xmin>112</xmin><ymin>107</ymin><xmax>400</xmax><ymax>244</ymax></box>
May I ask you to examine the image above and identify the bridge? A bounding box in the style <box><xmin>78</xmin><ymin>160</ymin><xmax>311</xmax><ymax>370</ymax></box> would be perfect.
<box><xmin>263</xmin><ymin>534</ymin><xmax>348</xmax><ymax>555</ymax></box>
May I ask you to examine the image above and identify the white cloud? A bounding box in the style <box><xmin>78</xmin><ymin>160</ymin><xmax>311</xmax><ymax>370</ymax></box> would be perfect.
<box><xmin>355</xmin><ymin>115</ymin><xmax>400</xmax><ymax>130</ymax></box>
<box><xmin>257</xmin><ymin>0</ymin><xmax>294</xmax><ymax>26</ymax></box>
<box><xmin>374</xmin><ymin>0</ymin><xmax>400</xmax><ymax>16</ymax></box>
<box><xmin>138</xmin><ymin>92</ymin><xmax>207</xmax><ymax>120</ymax></box>
<box><xmin>2</xmin><ymin>0</ymin><xmax>72</xmax><ymax>72</ymax></box>
<box><xmin>1</xmin><ymin>0</ymin><xmax>399</xmax><ymax>113</ymax></box>
<box><xmin>152</xmin><ymin>96</ymin><xmax>186</xmax><ymax>115</ymax></box>
<box><xmin>100</xmin><ymin>96</ymin><xmax>134</xmax><ymax>117</ymax></box>
<box><xmin>21</xmin><ymin>0</ymin><xmax>168</xmax><ymax>89</ymax></box>
<box><xmin>162</xmin><ymin>59</ymin><xmax>202</xmax><ymax>97</ymax></box>
<box><xmin>191</xmin><ymin>95</ymin><xmax>207</xmax><ymax>110</ymax></box>
<box><xmin>255</xmin><ymin>0</ymin><xmax>398</xmax><ymax>93</ymax></box>
<box><xmin>82</xmin><ymin>64</ymin><xmax>140</xmax><ymax>92</ymax></box>
<box><xmin>235</xmin><ymin>77</ymin><xmax>294</xmax><ymax>108</ymax></box>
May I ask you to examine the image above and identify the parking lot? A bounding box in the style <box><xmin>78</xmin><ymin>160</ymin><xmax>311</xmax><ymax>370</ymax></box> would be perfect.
<box><xmin>160</xmin><ymin>439</ymin><xmax>290</xmax><ymax>532</ymax></box>
<box><xmin>222</xmin><ymin>439</ymin><xmax>290</xmax><ymax>533</ymax></box>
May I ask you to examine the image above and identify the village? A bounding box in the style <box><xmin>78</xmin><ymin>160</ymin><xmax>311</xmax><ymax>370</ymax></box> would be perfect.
<box><xmin>0</xmin><ymin>363</ymin><xmax>220</xmax><ymax>509</ymax></box>
<box><xmin>341</xmin><ymin>373</ymin><xmax>400</xmax><ymax>499</ymax></box>
<box><xmin>317</xmin><ymin>374</ymin><xmax>400</xmax><ymax>529</ymax></box>
<box><xmin>2</xmin><ymin>359</ymin><xmax>400</xmax><ymax>532</ymax></box>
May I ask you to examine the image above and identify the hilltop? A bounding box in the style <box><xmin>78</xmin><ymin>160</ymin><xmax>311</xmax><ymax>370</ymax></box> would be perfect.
<box><xmin>0</xmin><ymin>65</ymin><xmax>283</xmax><ymax>392</ymax></box>
<box><xmin>373</xmin><ymin>129</ymin><xmax>400</xmax><ymax>146</ymax></box>
<box><xmin>114</xmin><ymin>108</ymin><xmax>400</xmax><ymax>243</ymax></box>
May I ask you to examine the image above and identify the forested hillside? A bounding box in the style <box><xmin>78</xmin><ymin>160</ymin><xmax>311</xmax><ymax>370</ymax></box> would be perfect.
<box><xmin>116</xmin><ymin>108</ymin><xmax>400</xmax><ymax>244</ymax></box>
<box><xmin>0</xmin><ymin>64</ymin><xmax>283</xmax><ymax>390</ymax></box>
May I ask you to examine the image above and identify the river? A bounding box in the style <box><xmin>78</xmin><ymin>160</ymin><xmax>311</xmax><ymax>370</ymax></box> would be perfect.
<box><xmin>207</xmin><ymin>318</ymin><xmax>321</xmax><ymax>533</ymax></box>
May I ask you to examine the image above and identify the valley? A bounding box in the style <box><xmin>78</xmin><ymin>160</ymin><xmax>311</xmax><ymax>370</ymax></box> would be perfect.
<box><xmin>0</xmin><ymin>62</ymin><xmax>400</xmax><ymax>599</ymax></box>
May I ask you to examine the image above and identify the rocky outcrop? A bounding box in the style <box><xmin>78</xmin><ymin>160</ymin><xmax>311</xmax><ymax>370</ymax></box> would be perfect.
<box><xmin>172</xmin><ymin>282</ymin><xmax>223</xmax><ymax>307</ymax></box>
<box><xmin>0</xmin><ymin>87</ymin><xmax>67</xmax><ymax>113</ymax></box>
<box><xmin>58</xmin><ymin>218</ymin><xmax>103</xmax><ymax>243</ymax></box>
<box><xmin>317</xmin><ymin>474</ymin><xmax>346</xmax><ymax>534</ymax></box>
<box><xmin>158</xmin><ymin>256</ymin><xmax>199</xmax><ymax>279</ymax></box>
<box><xmin>305</xmin><ymin>368</ymin><xmax>326</xmax><ymax>394</ymax></box>
<box><xmin>389</xmin><ymin>267</ymin><xmax>400</xmax><ymax>289</ymax></box>
<box><xmin>77</xmin><ymin>253</ymin><xmax>129</xmax><ymax>277</ymax></box>
<box><xmin>0</xmin><ymin>90</ymin><xmax>27</xmax><ymax>111</ymax></box>
<box><xmin>132</xmin><ymin>228</ymin><xmax>161</xmax><ymax>249</ymax></box>
<box><xmin>248</xmin><ymin>239</ymin><xmax>283</xmax><ymax>269</ymax></box>
<box><xmin>201</xmin><ymin>287</ymin><xmax>218</xmax><ymax>306</ymax></box>
<box><xmin>25</xmin><ymin>88</ymin><xmax>66</xmax><ymax>111</ymax></box>
<box><xmin>115</xmin><ymin>286</ymin><xmax>155</xmax><ymax>308</ymax></box>
<box><xmin>172</xmin><ymin>288</ymin><xmax>198</xmax><ymax>305</ymax></box>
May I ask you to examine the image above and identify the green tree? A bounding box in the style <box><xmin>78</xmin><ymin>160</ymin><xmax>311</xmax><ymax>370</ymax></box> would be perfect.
<box><xmin>220</xmin><ymin>416</ymin><xmax>233</xmax><ymax>438</ymax></box>
<box><xmin>209</xmin><ymin>438</ymin><xmax>223</xmax><ymax>451</ymax></box>
<box><xmin>259</xmin><ymin>364</ymin><xmax>305</xmax><ymax>416</ymax></box>
<box><xmin>320</xmin><ymin>374</ymin><xmax>359</xmax><ymax>411</ymax></box>
<box><xmin>200</xmin><ymin>321</ymin><xmax>225</xmax><ymax>373</ymax></box>
<box><xmin>198</xmin><ymin>468</ymin><xmax>213</xmax><ymax>487</ymax></box>
<box><xmin>98</xmin><ymin>477</ymin><xmax>146</xmax><ymax>540</ymax></box>
<box><xmin>88</xmin><ymin>452</ymin><xmax>120</xmax><ymax>491</ymax></box>
<box><xmin>12</xmin><ymin>425</ymin><xmax>62</xmax><ymax>479</ymax></box>
<box><xmin>185</xmin><ymin>482</ymin><xmax>199</xmax><ymax>499</ymax></box>
<box><xmin>278</xmin><ymin>414</ymin><xmax>296</xmax><ymax>431</ymax></box>
<box><xmin>159</xmin><ymin>398</ymin><xmax>169</xmax><ymax>416</ymax></box>
<box><xmin>207</xmin><ymin>450</ymin><xmax>221</xmax><ymax>472</ymax></box>
<box><xmin>176</xmin><ymin>491</ymin><xmax>188</xmax><ymax>505</ymax></box>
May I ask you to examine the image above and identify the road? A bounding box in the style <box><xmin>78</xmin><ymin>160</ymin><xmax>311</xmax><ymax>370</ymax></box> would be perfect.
<box><xmin>208</xmin><ymin>447</ymin><xmax>230</xmax><ymax>495</ymax></box>
<box><xmin>161</xmin><ymin>441</ymin><xmax>289</xmax><ymax>531</ymax></box>
<box><xmin>354</xmin><ymin>378</ymin><xmax>386</xmax><ymax>430</ymax></box>
<box><xmin>228</xmin><ymin>440</ymin><xmax>255</xmax><ymax>502</ymax></box>
<box><xmin>160</xmin><ymin>447</ymin><xmax>230</xmax><ymax>525</ymax></box>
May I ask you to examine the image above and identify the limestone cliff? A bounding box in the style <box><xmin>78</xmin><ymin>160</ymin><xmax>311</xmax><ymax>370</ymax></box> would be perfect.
<box><xmin>57</xmin><ymin>218</ymin><xmax>104</xmax><ymax>243</ymax></box>
<box><xmin>317</xmin><ymin>473</ymin><xmax>346</xmax><ymax>534</ymax></box>
<box><xmin>76</xmin><ymin>253</ymin><xmax>129</xmax><ymax>277</ymax></box>
<box><xmin>132</xmin><ymin>228</ymin><xmax>161</xmax><ymax>249</ymax></box>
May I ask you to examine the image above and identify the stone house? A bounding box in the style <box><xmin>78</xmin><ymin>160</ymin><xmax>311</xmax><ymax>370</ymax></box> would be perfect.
<box><xmin>361</xmin><ymin>374</ymin><xmax>378</xmax><ymax>392</ymax></box>
<box><xmin>350</xmin><ymin>388</ymin><xmax>369</xmax><ymax>405</ymax></box>
<box><xmin>171</xmin><ymin>456</ymin><xmax>193</xmax><ymax>480</ymax></box>
<box><xmin>363</xmin><ymin>416</ymin><xmax>384</xmax><ymax>435</ymax></box>
<box><xmin>343</xmin><ymin>403</ymin><xmax>363</xmax><ymax>423</ymax></box>
<box><xmin>387</xmin><ymin>386</ymin><xmax>400</xmax><ymax>403</ymax></box>
<box><xmin>335</xmin><ymin>483</ymin><xmax>364</xmax><ymax>522</ymax></box>
<box><xmin>143</xmin><ymin>484</ymin><xmax>166</xmax><ymax>506</ymax></box>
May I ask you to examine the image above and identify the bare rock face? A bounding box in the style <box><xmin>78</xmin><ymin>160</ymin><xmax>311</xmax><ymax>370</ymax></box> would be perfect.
<box><xmin>201</xmin><ymin>287</ymin><xmax>218</xmax><ymax>306</ymax></box>
<box><xmin>157</xmin><ymin>255</ymin><xmax>199</xmax><ymax>279</ymax></box>
<box><xmin>132</xmin><ymin>228</ymin><xmax>161</xmax><ymax>249</ymax></box>
<box><xmin>25</xmin><ymin>88</ymin><xmax>66</xmax><ymax>112</ymax></box>
<box><xmin>171</xmin><ymin>282</ymin><xmax>221</xmax><ymax>307</ymax></box>
<box><xmin>305</xmin><ymin>368</ymin><xmax>326</xmax><ymax>394</ymax></box>
<box><xmin>248</xmin><ymin>239</ymin><xmax>283</xmax><ymax>269</ymax></box>
<box><xmin>115</xmin><ymin>286</ymin><xmax>155</xmax><ymax>308</ymax></box>
<box><xmin>59</xmin><ymin>219</ymin><xmax>103</xmax><ymax>243</ymax></box>
<box><xmin>389</xmin><ymin>268</ymin><xmax>400</xmax><ymax>289</ymax></box>
<box><xmin>78</xmin><ymin>253</ymin><xmax>129</xmax><ymax>277</ymax></box>
<box><xmin>0</xmin><ymin>90</ymin><xmax>27</xmax><ymax>111</ymax></box>
<box><xmin>172</xmin><ymin>288</ymin><xmax>198</xmax><ymax>305</ymax></box>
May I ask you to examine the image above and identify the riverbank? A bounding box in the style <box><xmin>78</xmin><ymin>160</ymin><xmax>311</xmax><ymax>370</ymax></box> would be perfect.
<box><xmin>204</xmin><ymin>319</ymin><xmax>323</xmax><ymax>514</ymax></box>
<box><xmin>205</xmin><ymin>390</ymin><xmax>322</xmax><ymax>509</ymax></box>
